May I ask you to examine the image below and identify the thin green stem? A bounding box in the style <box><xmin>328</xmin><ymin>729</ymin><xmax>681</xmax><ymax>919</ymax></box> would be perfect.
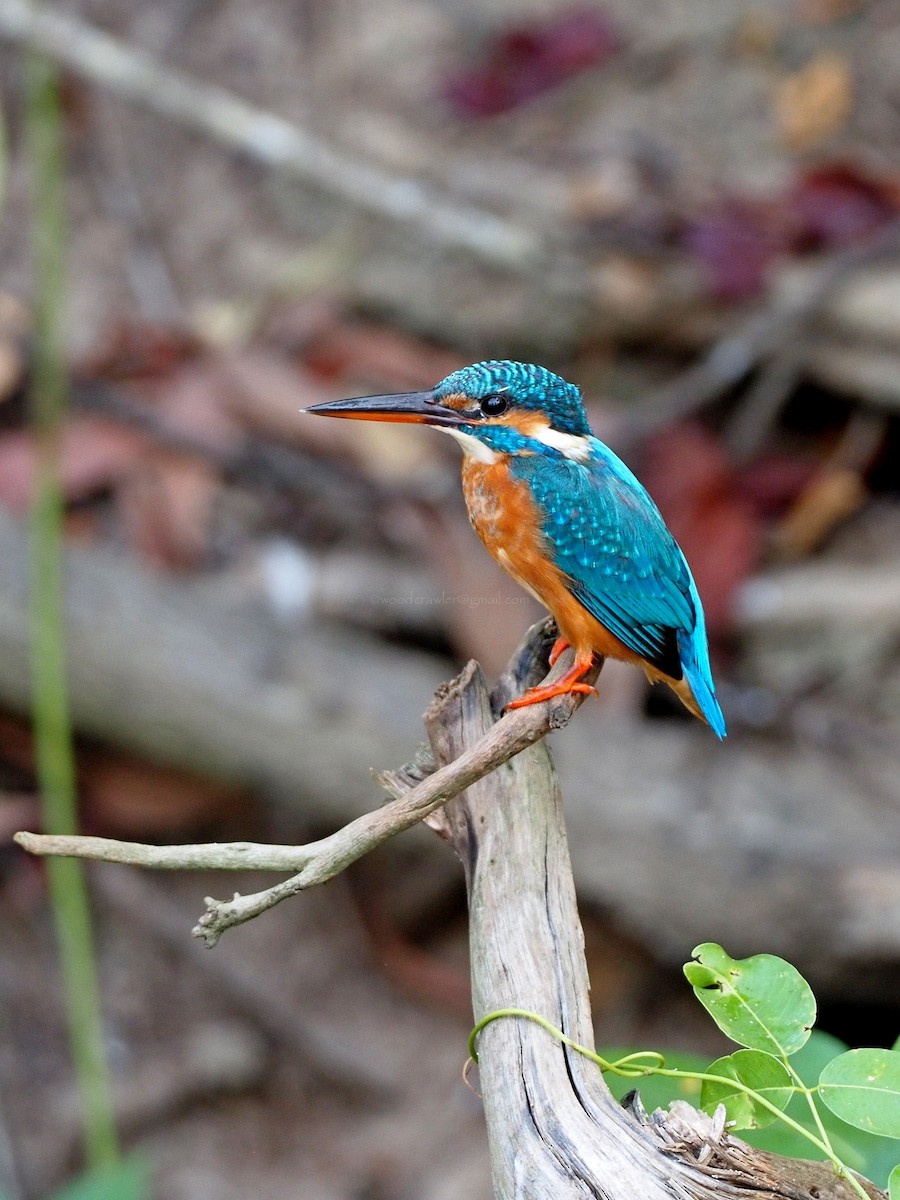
<box><xmin>470</xmin><ymin>1009</ymin><xmax>870</xmax><ymax>1200</ymax></box>
<box><xmin>26</xmin><ymin>37</ymin><xmax>119</xmax><ymax>1172</ymax></box>
<box><xmin>783</xmin><ymin>1057</ymin><xmax>838</xmax><ymax>1163</ymax></box>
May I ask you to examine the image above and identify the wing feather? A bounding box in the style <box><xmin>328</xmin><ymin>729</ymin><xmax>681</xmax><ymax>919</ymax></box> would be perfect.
<box><xmin>509</xmin><ymin>444</ymin><xmax>695</xmax><ymax>679</ymax></box>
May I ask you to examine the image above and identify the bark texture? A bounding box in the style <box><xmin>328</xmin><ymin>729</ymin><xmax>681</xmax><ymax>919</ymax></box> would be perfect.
<box><xmin>421</xmin><ymin>644</ymin><xmax>884</xmax><ymax>1200</ymax></box>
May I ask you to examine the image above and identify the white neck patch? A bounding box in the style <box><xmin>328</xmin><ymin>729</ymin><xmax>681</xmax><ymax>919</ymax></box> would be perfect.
<box><xmin>439</xmin><ymin>427</ymin><xmax>499</xmax><ymax>464</ymax></box>
<box><xmin>438</xmin><ymin>420</ymin><xmax>591</xmax><ymax>465</ymax></box>
<box><xmin>530</xmin><ymin>424</ymin><xmax>593</xmax><ymax>463</ymax></box>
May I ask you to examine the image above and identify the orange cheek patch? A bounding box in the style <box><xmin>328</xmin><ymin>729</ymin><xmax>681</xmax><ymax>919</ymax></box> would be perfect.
<box><xmin>438</xmin><ymin>392</ymin><xmax>477</xmax><ymax>413</ymax></box>
<box><xmin>506</xmin><ymin>412</ymin><xmax>543</xmax><ymax>432</ymax></box>
<box><xmin>493</xmin><ymin>411</ymin><xmax>550</xmax><ymax>438</ymax></box>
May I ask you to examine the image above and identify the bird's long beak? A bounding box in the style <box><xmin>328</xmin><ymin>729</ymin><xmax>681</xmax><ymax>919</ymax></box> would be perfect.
<box><xmin>305</xmin><ymin>390</ymin><xmax>468</xmax><ymax>427</ymax></box>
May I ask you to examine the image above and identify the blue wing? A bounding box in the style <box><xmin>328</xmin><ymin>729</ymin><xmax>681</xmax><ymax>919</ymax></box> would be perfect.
<box><xmin>510</xmin><ymin>439</ymin><xmax>725</xmax><ymax>736</ymax></box>
<box><xmin>509</xmin><ymin>441</ymin><xmax>695</xmax><ymax>680</ymax></box>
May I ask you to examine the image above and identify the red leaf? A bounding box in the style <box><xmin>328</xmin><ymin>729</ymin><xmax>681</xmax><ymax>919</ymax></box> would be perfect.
<box><xmin>78</xmin><ymin>320</ymin><xmax>200</xmax><ymax>383</ymax></box>
<box><xmin>445</xmin><ymin>8</ymin><xmax>621</xmax><ymax>118</ymax></box>
<box><xmin>80</xmin><ymin>750</ymin><xmax>249</xmax><ymax>838</ymax></box>
<box><xmin>303</xmin><ymin>321</ymin><xmax>463</xmax><ymax>392</ymax></box>
<box><xmin>783</xmin><ymin>163</ymin><xmax>900</xmax><ymax>251</ymax></box>
<box><xmin>682</xmin><ymin>198</ymin><xmax>786</xmax><ymax>302</ymax></box>
<box><xmin>0</xmin><ymin>418</ymin><xmax>148</xmax><ymax>511</ymax></box>
<box><xmin>737</xmin><ymin>454</ymin><xmax>819</xmax><ymax>515</ymax></box>
<box><xmin>680</xmin><ymin>165</ymin><xmax>900</xmax><ymax>301</ymax></box>
<box><xmin>639</xmin><ymin>424</ymin><xmax>761</xmax><ymax>638</ymax></box>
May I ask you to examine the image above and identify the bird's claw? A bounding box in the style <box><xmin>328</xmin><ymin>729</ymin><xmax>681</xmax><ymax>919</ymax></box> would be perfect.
<box><xmin>548</xmin><ymin>636</ymin><xmax>570</xmax><ymax>667</ymax></box>
<box><xmin>503</xmin><ymin>680</ymin><xmax>598</xmax><ymax>712</ymax></box>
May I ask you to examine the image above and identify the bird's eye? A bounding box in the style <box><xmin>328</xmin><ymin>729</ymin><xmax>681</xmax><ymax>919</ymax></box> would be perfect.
<box><xmin>479</xmin><ymin>394</ymin><xmax>508</xmax><ymax>417</ymax></box>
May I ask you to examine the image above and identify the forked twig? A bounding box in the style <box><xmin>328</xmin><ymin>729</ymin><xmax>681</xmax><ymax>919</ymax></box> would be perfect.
<box><xmin>15</xmin><ymin>620</ymin><xmax>598</xmax><ymax>946</ymax></box>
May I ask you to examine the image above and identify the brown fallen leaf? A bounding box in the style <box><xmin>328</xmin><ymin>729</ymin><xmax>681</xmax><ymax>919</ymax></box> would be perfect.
<box><xmin>80</xmin><ymin>749</ymin><xmax>250</xmax><ymax>838</ymax></box>
<box><xmin>216</xmin><ymin>347</ymin><xmax>341</xmax><ymax>447</ymax></box>
<box><xmin>304</xmin><ymin>320</ymin><xmax>463</xmax><ymax>393</ymax></box>
<box><xmin>0</xmin><ymin>417</ymin><xmax>148</xmax><ymax>511</ymax></box>
<box><xmin>734</xmin><ymin>12</ymin><xmax>780</xmax><ymax>57</ymax></box>
<box><xmin>771</xmin><ymin>467</ymin><xmax>868</xmax><ymax>560</ymax></box>
<box><xmin>771</xmin><ymin>412</ymin><xmax>886</xmax><ymax>559</ymax></box>
<box><xmin>774</xmin><ymin>53</ymin><xmax>853</xmax><ymax>149</ymax></box>
<box><xmin>112</xmin><ymin>359</ymin><xmax>243</xmax><ymax>567</ymax></box>
<box><xmin>117</xmin><ymin>450</ymin><xmax>221</xmax><ymax>569</ymax></box>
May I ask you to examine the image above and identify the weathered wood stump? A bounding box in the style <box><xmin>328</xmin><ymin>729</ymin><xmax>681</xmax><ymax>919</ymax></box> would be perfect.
<box><xmin>15</xmin><ymin>619</ymin><xmax>887</xmax><ymax>1199</ymax></box>
<box><xmin>417</xmin><ymin>633</ymin><xmax>884</xmax><ymax>1200</ymax></box>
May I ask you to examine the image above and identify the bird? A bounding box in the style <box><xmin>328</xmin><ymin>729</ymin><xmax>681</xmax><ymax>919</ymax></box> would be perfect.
<box><xmin>306</xmin><ymin>361</ymin><xmax>726</xmax><ymax>737</ymax></box>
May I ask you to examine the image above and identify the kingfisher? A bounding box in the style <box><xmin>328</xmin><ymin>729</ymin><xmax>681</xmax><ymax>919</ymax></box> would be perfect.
<box><xmin>307</xmin><ymin>361</ymin><xmax>726</xmax><ymax>737</ymax></box>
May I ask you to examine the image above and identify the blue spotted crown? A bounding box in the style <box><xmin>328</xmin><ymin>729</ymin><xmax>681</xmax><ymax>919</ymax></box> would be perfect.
<box><xmin>434</xmin><ymin>361</ymin><xmax>592</xmax><ymax>437</ymax></box>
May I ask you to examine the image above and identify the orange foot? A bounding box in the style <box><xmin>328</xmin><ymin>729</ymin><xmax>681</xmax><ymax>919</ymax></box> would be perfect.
<box><xmin>503</xmin><ymin>651</ymin><xmax>598</xmax><ymax>712</ymax></box>
<box><xmin>548</xmin><ymin>636</ymin><xmax>570</xmax><ymax>667</ymax></box>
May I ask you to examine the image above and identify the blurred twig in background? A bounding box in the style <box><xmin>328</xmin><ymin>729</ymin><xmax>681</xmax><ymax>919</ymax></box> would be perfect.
<box><xmin>25</xmin><ymin>29</ymin><xmax>119</xmax><ymax>1173</ymax></box>
<box><xmin>0</xmin><ymin>0</ymin><xmax>552</xmax><ymax>274</ymax></box>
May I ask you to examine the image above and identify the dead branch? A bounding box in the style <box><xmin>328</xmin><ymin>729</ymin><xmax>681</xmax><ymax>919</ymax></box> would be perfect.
<box><xmin>13</xmin><ymin>600</ymin><xmax>888</xmax><ymax>1196</ymax></box>
<box><xmin>4</xmin><ymin>507</ymin><xmax>898</xmax><ymax>981</ymax></box>
<box><xmin>776</xmin><ymin>260</ymin><xmax>900</xmax><ymax>347</ymax></box>
<box><xmin>398</xmin><ymin>618</ymin><xmax>884</xmax><ymax>1200</ymax></box>
<box><xmin>0</xmin><ymin>0</ymin><xmax>551</xmax><ymax>274</ymax></box>
<box><xmin>623</xmin><ymin>220</ymin><xmax>900</xmax><ymax>445</ymax></box>
<box><xmin>722</xmin><ymin>345</ymin><xmax>804</xmax><ymax>463</ymax></box>
<box><xmin>738</xmin><ymin>564</ymin><xmax>900</xmax><ymax>631</ymax></box>
<box><xmin>806</xmin><ymin>340</ymin><xmax>900</xmax><ymax>413</ymax></box>
<box><xmin>16</xmin><ymin>618</ymin><xmax>600</xmax><ymax>945</ymax></box>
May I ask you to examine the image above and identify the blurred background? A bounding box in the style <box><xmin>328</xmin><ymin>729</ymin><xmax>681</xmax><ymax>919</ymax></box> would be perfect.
<box><xmin>2</xmin><ymin>0</ymin><xmax>900</xmax><ymax>1196</ymax></box>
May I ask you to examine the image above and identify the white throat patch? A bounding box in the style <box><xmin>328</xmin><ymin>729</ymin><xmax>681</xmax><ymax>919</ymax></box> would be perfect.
<box><xmin>439</xmin><ymin>427</ymin><xmax>499</xmax><ymax>464</ymax></box>
<box><xmin>531</xmin><ymin>424</ymin><xmax>593</xmax><ymax>462</ymax></box>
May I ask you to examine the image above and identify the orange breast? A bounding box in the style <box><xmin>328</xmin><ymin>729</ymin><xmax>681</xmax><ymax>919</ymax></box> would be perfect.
<box><xmin>461</xmin><ymin>458</ymin><xmax>645</xmax><ymax>668</ymax></box>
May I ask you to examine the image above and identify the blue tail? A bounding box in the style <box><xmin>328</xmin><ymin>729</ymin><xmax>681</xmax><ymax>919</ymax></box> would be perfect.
<box><xmin>678</xmin><ymin>575</ymin><xmax>727</xmax><ymax>739</ymax></box>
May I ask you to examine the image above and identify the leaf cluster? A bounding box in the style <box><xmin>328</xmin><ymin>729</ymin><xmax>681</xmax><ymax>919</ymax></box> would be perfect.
<box><xmin>471</xmin><ymin>943</ymin><xmax>900</xmax><ymax>1199</ymax></box>
<box><xmin>614</xmin><ymin>944</ymin><xmax>900</xmax><ymax>1197</ymax></box>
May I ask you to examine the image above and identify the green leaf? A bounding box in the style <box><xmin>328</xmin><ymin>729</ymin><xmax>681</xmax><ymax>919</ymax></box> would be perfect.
<box><xmin>888</xmin><ymin>1164</ymin><xmax>900</xmax><ymax>1200</ymax></box>
<box><xmin>745</xmin><ymin>1032</ymin><xmax>899</xmax><ymax>1186</ymax></box>
<box><xmin>818</xmin><ymin>1049</ymin><xmax>900</xmax><ymax>1138</ymax></box>
<box><xmin>701</xmin><ymin>1050</ymin><xmax>793</xmax><ymax>1129</ymax></box>
<box><xmin>684</xmin><ymin>943</ymin><xmax>815</xmax><ymax>1056</ymax></box>
<box><xmin>49</xmin><ymin>1157</ymin><xmax>149</xmax><ymax>1200</ymax></box>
